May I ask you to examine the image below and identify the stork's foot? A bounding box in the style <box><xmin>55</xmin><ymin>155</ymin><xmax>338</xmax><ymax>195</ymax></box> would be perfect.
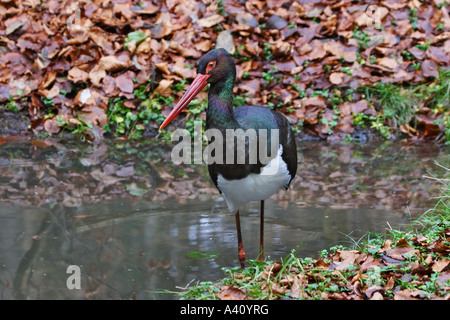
<box><xmin>257</xmin><ymin>251</ymin><xmax>264</xmax><ymax>263</ymax></box>
<box><xmin>238</xmin><ymin>242</ymin><xmax>246</xmax><ymax>268</ymax></box>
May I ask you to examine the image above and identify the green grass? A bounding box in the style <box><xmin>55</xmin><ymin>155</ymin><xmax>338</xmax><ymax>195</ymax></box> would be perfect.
<box><xmin>263</xmin><ymin>43</ymin><xmax>272</xmax><ymax>61</ymax></box>
<box><xmin>361</xmin><ymin>83</ymin><xmax>417</xmax><ymax>129</ymax></box>
<box><xmin>5</xmin><ymin>95</ymin><xmax>19</xmax><ymax>113</ymax></box>
<box><xmin>105</xmin><ymin>80</ymin><xmax>194</xmax><ymax>140</ymax></box>
<box><xmin>427</xmin><ymin>69</ymin><xmax>450</xmax><ymax>112</ymax></box>
<box><xmin>352</xmin><ymin>26</ymin><xmax>371</xmax><ymax>49</ymax></box>
<box><xmin>356</xmin><ymin>69</ymin><xmax>450</xmax><ymax>141</ymax></box>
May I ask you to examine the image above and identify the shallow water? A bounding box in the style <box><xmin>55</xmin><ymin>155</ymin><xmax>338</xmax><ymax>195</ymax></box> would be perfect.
<box><xmin>0</xmin><ymin>137</ymin><xmax>447</xmax><ymax>299</ymax></box>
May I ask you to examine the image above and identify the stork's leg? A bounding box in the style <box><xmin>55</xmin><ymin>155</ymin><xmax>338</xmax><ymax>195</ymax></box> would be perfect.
<box><xmin>258</xmin><ymin>200</ymin><xmax>265</xmax><ymax>262</ymax></box>
<box><xmin>235</xmin><ymin>210</ymin><xmax>246</xmax><ymax>268</ymax></box>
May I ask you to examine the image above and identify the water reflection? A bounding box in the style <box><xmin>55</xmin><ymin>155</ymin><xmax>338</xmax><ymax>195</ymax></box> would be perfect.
<box><xmin>0</xmin><ymin>137</ymin><xmax>448</xmax><ymax>299</ymax></box>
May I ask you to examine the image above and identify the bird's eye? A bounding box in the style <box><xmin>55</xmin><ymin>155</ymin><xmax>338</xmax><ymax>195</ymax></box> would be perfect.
<box><xmin>206</xmin><ymin>61</ymin><xmax>216</xmax><ymax>73</ymax></box>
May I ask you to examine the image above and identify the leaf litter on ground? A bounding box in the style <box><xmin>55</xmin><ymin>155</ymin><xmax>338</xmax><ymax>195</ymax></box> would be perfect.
<box><xmin>0</xmin><ymin>0</ymin><xmax>449</xmax><ymax>141</ymax></box>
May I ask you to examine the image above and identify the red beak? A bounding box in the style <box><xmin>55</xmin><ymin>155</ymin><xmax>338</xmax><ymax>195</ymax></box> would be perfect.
<box><xmin>159</xmin><ymin>73</ymin><xmax>210</xmax><ymax>130</ymax></box>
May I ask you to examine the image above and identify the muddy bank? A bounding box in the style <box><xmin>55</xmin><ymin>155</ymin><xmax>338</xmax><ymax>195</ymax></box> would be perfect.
<box><xmin>0</xmin><ymin>108</ymin><xmax>387</xmax><ymax>144</ymax></box>
<box><xmin>0</xmin><ymin>111</ymin><xmax>30</xmax><ymax>135</ymax></box>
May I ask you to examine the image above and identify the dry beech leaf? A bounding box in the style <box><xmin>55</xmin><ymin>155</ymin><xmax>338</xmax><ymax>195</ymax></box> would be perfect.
<box><xmin>89</xmin><ymin>55</ymin><xmax>130</xmax><ymax>86</ymax></box>
<box><xmin>431</xmin><ymin>259</ymin><xmax>450</xmax><ymax>272</ymax></box>
<box><xmin>194</xmin><ymin>39</ymin><xmax>212</xmax><ymax>52</ymax></box>
<box><xmin>68</xmin><ymin>67</ymin><xmax>89</xmax><ymax>83</ymax></box>
<box><xmin>154</xmin><ymin>79</ymin><xmax>173</xmax><ymax>97</ymax></box>
<box><xmin>377</xmin><ymin>57</ymin><xmax>398</xmax><ymax>71</ymax></box>
<box><xmin>197</xmin><ymin>14</ymin><xmax>224</xmax><ymax>28</ymax></box>
<box><xmin>329</xmin><ymin>72</ymin><xmax>345</xmax><ymax>85</ymax></box>
<box><xmin>79</xmin><ymin>105</ymin><xmax>108</xmax><ymax>127</ymax></box>
<box><xmin>216</xmin><ymin>286</ymin><xmax>248</xmax><ymax>300</ymax></box>
<box><xmin>421</xmin><ymin>60</ymin><xmax>439</xmax><ymax>78</ymax></box>
<box><xmin>44</xmin><ymin>118</ymin><xmax>61</xmax><ymax>134</ymax></box>
<box><xmin>115</xmin><ymin>74</ymin><xmax>134</xmax><ymax>93</ymax></box>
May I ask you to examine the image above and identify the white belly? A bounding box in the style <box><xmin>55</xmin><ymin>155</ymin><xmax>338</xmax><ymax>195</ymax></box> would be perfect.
<box><xmin>217</xmin><ymin>145</ymin><xmax>291</xmax><ymax>212</ymax></box>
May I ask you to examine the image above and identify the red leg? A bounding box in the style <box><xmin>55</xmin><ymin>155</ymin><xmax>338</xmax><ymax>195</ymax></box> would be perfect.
<box><xmin>235</xmin><ymin>210</ymin><xmax>246</xmax><ymax>268</ymax></box>
<box><xmin>258</xmin><ymin>200</ymin><xmax>265</xmax><ymax>262</ymax></box>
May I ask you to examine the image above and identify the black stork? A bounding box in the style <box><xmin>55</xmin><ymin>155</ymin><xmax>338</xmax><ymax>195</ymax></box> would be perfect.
<box><xmin>159</xmin><ymin>48</ymin><xmax>297</xmax><ymax>268</ymax></box>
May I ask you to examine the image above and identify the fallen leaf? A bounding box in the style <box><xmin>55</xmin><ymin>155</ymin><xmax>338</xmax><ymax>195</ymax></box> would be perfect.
<box><xmin>270</xmin><ymin>282</ymin><xmax>286</xmax><ymax>295</ymax></box>
<box><xmin>235</xmin><ymin>11</ymin><xmax>258</xmax><ymax>29</ymax></box>
<box><xmin>216</xmin><ymin>30</ymin><xmax>235</xmax><ymax>53</ymax></box>
<box><xmin>343</xmin><ymin>51</ymin><xmax>357</xmax><ymax>62</ymax></box>
<box><xmin>194</xmin><ymin>39</ymin><xmax>212</xmax><ymax>52</ymax></box>
<box><xmin>436</xmin><ymin>271</ymin><xmax>450</xmax><ymax>287</ymax></box>
<box><xmin>421</xmin><ymin>60</ymin><xmax>439</xmax><ymax>78</ymax></box>
<box><xmin>79</xmin><ymin>105</ymin><xmax>107</xmax><ymax>127</ymax></box>
<box><xmin>335</xmin><ymin>250</ymin><xmax>359</xmax><ymax>271</ymax></box>
<box><xmin>154</xmin><ymin>79</ymin><xmax>174</xmax><ymax>97</ymax></box>
<box><xmin>40</xmin><ymin>85</ymin><xmax>60</xmax><ymax>99</ymax></box>
<box><xmin>197</xmin><ymin>14</ymin><xmax>224</xmax><ymax>28</ymax></box>
<box><xmin>31</xmin><ymin>139</ymin><xmax>53</xmax><ymax>149</ymax></box>
<box><xmin>370</xmin><ymin>292</ymin><xmax>384</xmax><ymax>300</ymax></box>
<box><xmin>73</xmin><ymin>214</ymin><xmax>94</xmax><ymax>218</ymax></box>
<box><xmin>330</xmin><ymin>72</ymin><xmax>345</xmax><ymax>85</ymax></box>
<box><xmin>350</xmin><ymin>100</ymin><xmax>368</xmax><ymax>114</ymax></box>
<box><xmin>432</xmin><ymin>259</ymin><xmax>450</xmax><ymax>272</ymax></box>
<box><xmin>394</xmin><ymin>289</ymin><xmax>420</xmax><ymax>300</ymax></box>
<box><xmin>68</xmin><ymin>67</ymin><xmax>89</xmax><ymax>83</ymax></box>
<box><xmin>377</xmin><ymin>57</ymin><xmax>398</xmax><ymax>71</ymax></box>
<box><xmin>91</xmin><ymin>168</ymin><xmax>123</xmax><ymax>186</ymax></box>
<box><xmin>5</xmin><ymin>17</ymin><xmax>26</xmax><ymax>35</ymax></box>
<box><xmin>89</xmin><ymin>55</ymin><xmax>130</xmax><ymax>86</ymax></box>
<box><xmin>365</xmin><ymin>286</ymin><xmax>384</xmax><ymax>299</ymax></box>
<box><xmin>308</xmin><ymin>40</ymin><xmax>326</xmax><ymax>60</ymax></box>
<box><xmin>216</xmin><ymin>286</ymin><xmax>248</xmax><ymax>300</ymax></box>
<box><xmin>115</xmin><ymin>74</ymin><xmax>134</xmax><ymax>93</ymax></box>
<box><xmin>44</xmin><ymin>118</ymin><xmax>61</xmax><ymax>134</ymax></box>
<box><xmin>266</xmin><ymin>15</ymin><xmax>288</xmax><ymax>30</ymax></box>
